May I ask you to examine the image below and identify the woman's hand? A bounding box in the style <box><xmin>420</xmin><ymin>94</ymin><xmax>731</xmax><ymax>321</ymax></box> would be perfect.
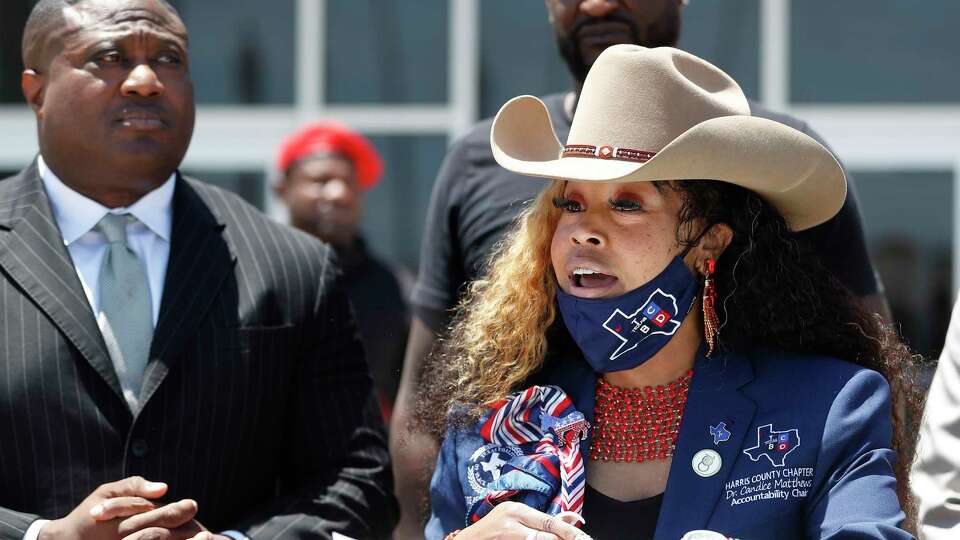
<box><xmin>454</xmin><ymin>502</ymin><xmax>591</xmax><ymax>540</ymax></box>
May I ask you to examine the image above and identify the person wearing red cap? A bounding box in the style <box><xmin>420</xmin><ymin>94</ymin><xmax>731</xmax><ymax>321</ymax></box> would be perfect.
<box><xmin>275</xmin><ymin>122</ymin><xmax>412</xmax><ymax>420</ymax></box>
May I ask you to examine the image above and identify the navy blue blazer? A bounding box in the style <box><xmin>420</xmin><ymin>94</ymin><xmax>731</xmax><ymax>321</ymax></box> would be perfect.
<box><xmin>426</xmin><ymin>347</ymin><xmax>912</xmax><ymax>539</ymax></box>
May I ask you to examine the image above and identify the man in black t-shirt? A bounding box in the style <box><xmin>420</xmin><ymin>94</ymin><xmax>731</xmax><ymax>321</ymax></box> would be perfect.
<box><xmin>390</xmin><ymin>2</ymin><xmax>889</xmax><ymax>537</ymax></box>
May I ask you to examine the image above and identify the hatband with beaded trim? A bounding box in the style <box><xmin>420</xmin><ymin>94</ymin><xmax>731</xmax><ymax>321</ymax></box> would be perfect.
<box><xmin>562</xmin><ymin>144</ymin><xmax>657</xmax><ymax>163</ymax></box>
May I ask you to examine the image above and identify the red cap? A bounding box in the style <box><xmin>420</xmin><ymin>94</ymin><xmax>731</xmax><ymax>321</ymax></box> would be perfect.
<box><xmin>275</xmin><ymin>121</ymin><xmax>384</xmax><ymax>190</ymax></box>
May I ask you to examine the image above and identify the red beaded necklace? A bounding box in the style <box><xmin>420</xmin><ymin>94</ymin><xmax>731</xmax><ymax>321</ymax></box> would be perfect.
<box><xmin>590</xmin><ymin>369</ymin><xmax>693</xmax><ymax>463</ymax></box>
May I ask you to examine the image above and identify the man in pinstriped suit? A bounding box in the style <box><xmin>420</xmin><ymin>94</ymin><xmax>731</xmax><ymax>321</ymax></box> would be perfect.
<box><xmin>0</xmin><ymin>0</ymin><xmax>398</xmax><ymax>539</ymax></box>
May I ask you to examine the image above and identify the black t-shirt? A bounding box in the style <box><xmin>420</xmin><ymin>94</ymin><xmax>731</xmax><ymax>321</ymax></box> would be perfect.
<box><xmin>337</xmin><ymin>237</ymin><xmax>412</xmax><ymax>414</ymax></box>
<box><xmin>411</xmin><ymin>92</ymin><xmax>880</xmax><ymax>331</ymax></box>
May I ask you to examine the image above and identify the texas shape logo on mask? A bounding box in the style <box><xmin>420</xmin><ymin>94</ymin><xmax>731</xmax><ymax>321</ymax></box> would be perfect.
<box><xmin>743</xmin><ymin>424</ymin><xmax>800</xmax><ymax>467</ymax></box>
<box><xmin>556</xmin><ymin>256</ymin><xmax>699</xmax><ymax>373</ymax></box>
<box><xmin>603</xmin><ymin>289</ymin><xmax>683</xmax><ymax>360</ymax></box>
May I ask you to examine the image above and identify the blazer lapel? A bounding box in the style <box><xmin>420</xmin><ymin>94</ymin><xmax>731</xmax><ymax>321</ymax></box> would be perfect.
<box><xmin>0</xmin><ymin>163</ymin><xmax>124</xmax><ymax>400</ymax></box>
<box><xmin>539</xmin><ymin>326</ymin><xmax>599</xmax><ymax>457</ymax></box>
<box><xmin>654</xmin><ymin>349</ymin><xmax>756</xmax><ymax>540</ymax></box>
<box><xmin>137</xmin><ymin>176</ymin><xmax>237</xmax><ymax>411</ymax></box>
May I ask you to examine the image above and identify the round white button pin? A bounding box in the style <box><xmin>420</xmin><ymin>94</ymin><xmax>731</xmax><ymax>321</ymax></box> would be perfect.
<box><xmin>692</xmin><ymin>449</ymin><xmax>722</xmax><ymax>477</ymax></box>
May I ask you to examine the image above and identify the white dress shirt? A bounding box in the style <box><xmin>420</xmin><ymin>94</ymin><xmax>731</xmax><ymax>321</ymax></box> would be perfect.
<box><xmin>22</xmin><ymin>157</ymin><xmax>174</xmax><ymax>540</ymax></box>
<box><xmin>37</xmin><ymin>155</ymin><xmax>174</xmax><ymax>325</ymax></box>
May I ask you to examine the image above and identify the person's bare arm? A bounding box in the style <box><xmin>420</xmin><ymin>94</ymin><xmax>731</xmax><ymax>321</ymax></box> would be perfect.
<box><xmin>391</xmin><ymin>317</ymin><xmax>441</xmax><ymax>540</ymax></box>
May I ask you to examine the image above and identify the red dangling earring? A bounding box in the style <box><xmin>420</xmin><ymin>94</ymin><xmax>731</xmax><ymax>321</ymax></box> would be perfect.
<box><xmin>702</xmin><ymin>258</ymin><xmax>720</xmax><ymax>357</ymax></box>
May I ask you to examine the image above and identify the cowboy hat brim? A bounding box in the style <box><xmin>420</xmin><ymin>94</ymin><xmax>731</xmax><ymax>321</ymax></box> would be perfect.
<box><xmin>491</xmin><ymin>95</ymin><xmax>846</xmax><ymax>231</ymax></box>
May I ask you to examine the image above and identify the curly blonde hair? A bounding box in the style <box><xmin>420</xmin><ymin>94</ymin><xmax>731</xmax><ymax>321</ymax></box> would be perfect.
<box><xmin>417</xmin><ymin>181</ymin><xmax>566</xmax><ymax>432</ymax></box>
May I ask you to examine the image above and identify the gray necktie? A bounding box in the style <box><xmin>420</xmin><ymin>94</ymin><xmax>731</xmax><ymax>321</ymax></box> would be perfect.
<box><xmin>96</xmin><ymin>213</ymin><xmax>153</xmax><ymax>411</ymax></box>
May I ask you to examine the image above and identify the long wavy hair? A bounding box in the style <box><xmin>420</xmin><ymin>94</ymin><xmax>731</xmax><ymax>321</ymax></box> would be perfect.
<box><xmin>416</xmin><ymin>178</ymin><xmax>924</xmax><ymax>529</ymax></box>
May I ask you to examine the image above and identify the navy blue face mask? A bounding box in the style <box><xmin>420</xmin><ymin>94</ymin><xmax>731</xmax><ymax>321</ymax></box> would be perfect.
<box><xmin>556</xmin><ymin>256</ymin><xmax>699</xmax><ymax>373</ymax></box>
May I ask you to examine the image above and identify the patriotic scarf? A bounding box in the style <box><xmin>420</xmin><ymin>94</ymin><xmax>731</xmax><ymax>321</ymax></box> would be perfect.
<box><xmin>467</xmin><ymin>385</ymin><xmax>590</xmax><ymax>524</ymax></box>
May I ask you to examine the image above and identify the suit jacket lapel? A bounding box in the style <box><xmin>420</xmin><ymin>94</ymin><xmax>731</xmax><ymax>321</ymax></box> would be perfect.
<box><xmin>654</xmin><ymin>349</ymin><xmax>756</xmax><ymax>540</ymax></box>
<box><xmin>0</xmin><ymin>162</ymin><xmax>124</xmax><ymax>400</ymax></box>
<box><xmin>137</xmin><ymin>176</ymin><xmax>236</xmax><ymax>411</ymax></box>
<box><xmin>541</xmin><ymin>339</ymin><xmax>598</xmax><ymax>457</ymax></box>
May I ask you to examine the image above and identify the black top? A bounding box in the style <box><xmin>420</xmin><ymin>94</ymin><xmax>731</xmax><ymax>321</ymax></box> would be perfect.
<box><xmin>410</xmin><ymin>92</ymin><xmax>881</xmax><ymax>331</ymax></box>
<box><xmin>581</xmin><ymin>484</ymin><xmax>663</xmax><ymax>539</ymax></box>
<box><xmin>337</xmin><ymin>237</ymin><xmax>413</xmax><ymax>416</ymax></box>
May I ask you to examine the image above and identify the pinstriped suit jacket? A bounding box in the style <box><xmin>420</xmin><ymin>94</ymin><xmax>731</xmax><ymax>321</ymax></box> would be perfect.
<box><xmin>0</xmin><ymin>163</ymin><xmax>398</xmax><ymax>539</ymax></box>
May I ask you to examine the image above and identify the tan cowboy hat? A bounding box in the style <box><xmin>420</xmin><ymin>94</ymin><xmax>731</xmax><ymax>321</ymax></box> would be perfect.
<box><xmin>490</xmin><ymin>45</ymin><xmax>846</xmax><ymax>231</ymax></box>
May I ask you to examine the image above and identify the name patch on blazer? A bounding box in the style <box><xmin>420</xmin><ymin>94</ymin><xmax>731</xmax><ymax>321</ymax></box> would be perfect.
<box><xmin>743</xmin><ymin>424</ymin><xmax>800</xmax><ymax>467</ymax></box>
<box><xmin>724</xmin><ymin>467</ymin><xmax>814</xmax><ymax>507</ymax></box>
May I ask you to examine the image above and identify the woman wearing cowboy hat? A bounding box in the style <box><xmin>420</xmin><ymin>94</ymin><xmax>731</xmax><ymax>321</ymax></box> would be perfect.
<box><xmin>417</xmin><ymin>45</ymin><xmax>919</xmax><ymax>540</ymax></box>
